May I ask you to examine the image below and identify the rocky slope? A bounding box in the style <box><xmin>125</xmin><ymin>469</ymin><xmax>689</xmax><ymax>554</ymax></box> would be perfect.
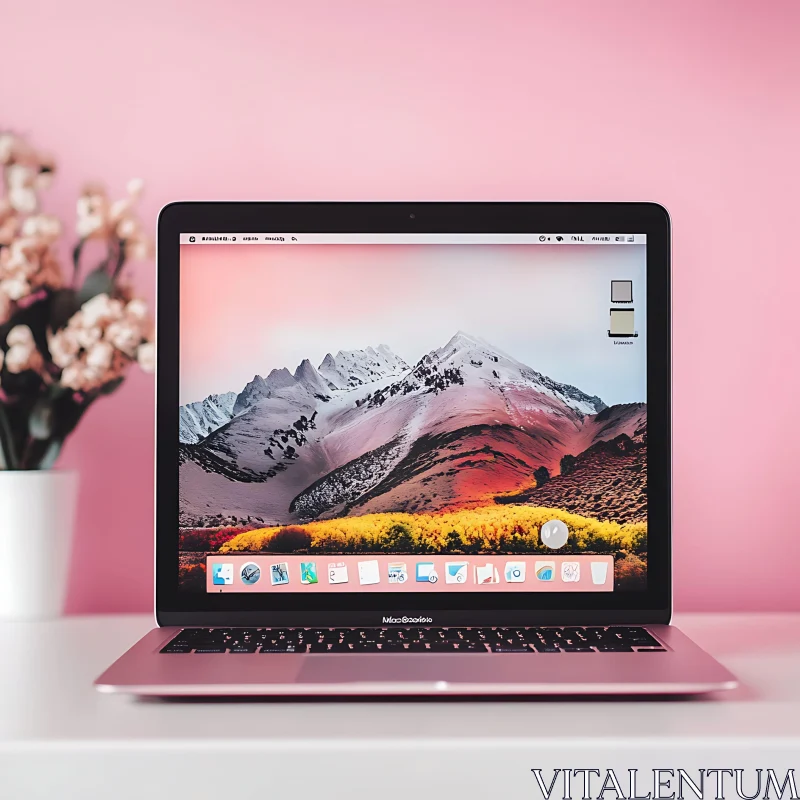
<box><xmin>179</xmin><ymin>332</ymin><xmax>646</xmax><ymax>527</ymax></box>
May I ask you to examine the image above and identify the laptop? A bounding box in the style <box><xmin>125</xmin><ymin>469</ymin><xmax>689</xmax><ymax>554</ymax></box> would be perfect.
<box><xmin>95</xmin><ymin>202</ymin><xmax>737</xmax><ymax>696</ymax></box>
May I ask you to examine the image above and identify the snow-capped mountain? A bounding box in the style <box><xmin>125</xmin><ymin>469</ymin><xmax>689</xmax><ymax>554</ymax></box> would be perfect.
<box><xmin>232</xmin><ymin>375</ymin><xmax>268</xmax><ymax>415</ymax></box>
<box><xmin>318</xmin><ymin>345</ymin><xmax>409</xmax><ymax>390</ymax></box>
<box><xmin>294</xmin><ymin>359</ymin><xmax>333</xmax><ymax>400</ymax></box>
<box><xmin>179</xmin><ymin>332</ymin><xmax>645</xmax><ymax>527</ymax></box>
<box><xmin>181</xmin><ymin>345</ymin><xmax>408</xmax><ymax>442</ymax></box>
<box><xmin>178</xmin><ymin>392</ymin><xmax>237</xmax><ymax>444</ymax></box>
<box><xmin>375</xmin><ymin>331</ymin><xmax>605</xmax><ymax>416</ymax></box>
<box><xmin>232</xmin><ymin>368</ymin><xmax>312</xmax><ymax>416</ymax></box>
<box><xmin>434</xmin><ymin>331</ymin><xmax>605</xmax><ymax>415</ymax></box>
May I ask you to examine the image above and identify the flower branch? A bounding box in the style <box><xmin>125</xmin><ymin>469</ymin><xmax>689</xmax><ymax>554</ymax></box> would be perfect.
<box><xmin>0</xmin><ymin>132</ymin><xmax>154</xmax><ymax>470</ymax></box>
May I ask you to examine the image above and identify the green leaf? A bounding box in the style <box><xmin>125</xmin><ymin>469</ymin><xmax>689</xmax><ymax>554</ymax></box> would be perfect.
<box><xmin>29</xmin><ymin>397</ymin><xmax>55</xmax><ymax>440</ymax></box>
<box><xmin>98</xmin><ymin>377</ymin><xmax>124</xmax><ymax>396</ymax></box>
<box><xmin>37</xmin><ymin>439</ymin><xmax>63</xmax><ymax>470</ymax></box>
<box><xmin>77</xmin><ymin>267</ymin><xmax>114</xmax><ymax>305</ymax></box>
<box><xmin>0</xmin><ymin>402</ymin><xmax>18</xmax><ymax>469</ymax></box>
<box><xmin>49</xmin><ymin>289</ymin><xmax>80</xmax><ymax>331</ymax></box>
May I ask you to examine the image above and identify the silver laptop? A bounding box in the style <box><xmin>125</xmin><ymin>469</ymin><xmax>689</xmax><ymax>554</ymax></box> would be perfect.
<box><xmin>95</xmin><ymin>202</ymin><xmax>737</xmax><ymax>696</ymax></box>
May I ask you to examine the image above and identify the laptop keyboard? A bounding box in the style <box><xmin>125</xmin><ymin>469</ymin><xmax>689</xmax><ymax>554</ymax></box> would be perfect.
<box><xmin>161</xmin><ymin>626</ymin><xmax>665</xmax><ymax>653</ymax></box>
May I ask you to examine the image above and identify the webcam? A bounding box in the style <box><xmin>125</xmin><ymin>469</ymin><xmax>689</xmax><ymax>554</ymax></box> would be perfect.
<box><xmin>409</xmin><ymin>213</ymin><xmax>416</xmax><ymax>219</ymax></box>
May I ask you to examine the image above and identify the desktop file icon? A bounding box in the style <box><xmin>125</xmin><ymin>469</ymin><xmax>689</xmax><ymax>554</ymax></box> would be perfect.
<box><xmin>474</xmin><ymin>563</ymin><xmax>500</xmax><ymax>585</ymax></box>
<box><xmin>445</xmin><ymin>562</ymin><xmax>468</xmax><ymax>584</ymax></box>
<box><xmin>300</xmin><ymin>562</ymin><xmax>319</xmax><ymax>585</ymax></box>
<box><xmin>416</xmin><ymin>562</ymin><xmax>439</xmax><ymax>583</ymax></box>
<box><xmin>212</xmin><ymin>563</ymin><xmax>234</xmax><ymax>586</ymax></box>
<box><xmin>388</xmin><ymin>563</ymin><xmax>408</xmax><ymax>584</ymax></box>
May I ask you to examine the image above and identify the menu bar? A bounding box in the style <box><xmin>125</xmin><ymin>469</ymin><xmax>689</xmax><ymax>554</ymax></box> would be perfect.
<box><xmin>180</xmin><ymin>233</ymin><xmax>647</xmax><ymax>245</ymax></box>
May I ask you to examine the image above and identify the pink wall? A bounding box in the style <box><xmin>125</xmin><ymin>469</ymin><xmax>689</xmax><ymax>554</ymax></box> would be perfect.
<box><xmin>3</xmin><ymin>0</ymin><xmax>799</xmax><ymax>613</ymax></box>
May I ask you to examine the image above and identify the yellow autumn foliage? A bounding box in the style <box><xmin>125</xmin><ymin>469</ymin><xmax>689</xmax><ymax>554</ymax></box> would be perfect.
<box><xmin>219</xmin><ymin>504</ymin><xmax>647</xmax><ymax>555</ymax></box>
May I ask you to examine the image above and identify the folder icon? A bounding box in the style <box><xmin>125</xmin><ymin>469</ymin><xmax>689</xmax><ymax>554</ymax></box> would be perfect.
<box><xmin>609</xmin><ymin>309</ymin><xmax>637</xmax><ymax>338</ymax></box>
<box><xmin>611</xmin><ymin>280</ymin><xmax>633</xmax><ymax>303</ymax></box>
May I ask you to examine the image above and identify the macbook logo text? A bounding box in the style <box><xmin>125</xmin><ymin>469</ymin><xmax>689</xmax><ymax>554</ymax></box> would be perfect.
<box><xmin>382</xmin><ymin>616</ymin><xmax>433</xmax><ymax>625</ymax></box>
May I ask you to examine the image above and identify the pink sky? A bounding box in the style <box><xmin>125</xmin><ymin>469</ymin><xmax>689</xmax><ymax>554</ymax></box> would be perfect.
<box><xmin>179</xmin><ymin>243</ymin><xmax>647</xmax><ymax>406</ymax></box>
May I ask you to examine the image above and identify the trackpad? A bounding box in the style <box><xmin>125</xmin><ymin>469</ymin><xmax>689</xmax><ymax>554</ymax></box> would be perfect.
<box><xmin>298</xmin><ymin>655</ymin><xmax>490</xmax><ymax>685</ymax></box>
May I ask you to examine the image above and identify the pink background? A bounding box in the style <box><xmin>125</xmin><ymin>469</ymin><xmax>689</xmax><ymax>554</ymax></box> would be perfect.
<box><xmin>2</xmin><ymin>1</ymin><xmax>799</xmax><ymax>612</ymax></box>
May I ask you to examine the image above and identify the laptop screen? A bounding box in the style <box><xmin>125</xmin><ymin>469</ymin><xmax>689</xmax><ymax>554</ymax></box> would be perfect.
<box><xmin>177</xmin><ymin>234</ymin><xmax>647</xmax><ymax>595</ymax></box>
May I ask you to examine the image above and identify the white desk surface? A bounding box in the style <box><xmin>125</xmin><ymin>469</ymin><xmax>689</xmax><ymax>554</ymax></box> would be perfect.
<box><xmin>1</xmin><ymin>613</ymin><xmax>798</xmax><ymax>799</ymax></box>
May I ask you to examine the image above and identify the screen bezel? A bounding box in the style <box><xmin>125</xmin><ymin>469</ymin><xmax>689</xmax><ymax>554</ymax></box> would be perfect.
<box><xmin>156</xmin><ymin>202</ymin><xmax>671</xmax><ymax>627</ymax></box>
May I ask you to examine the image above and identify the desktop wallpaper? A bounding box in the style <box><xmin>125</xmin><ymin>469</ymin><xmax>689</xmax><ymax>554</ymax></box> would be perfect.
<box><xmin>177</xmin><ymin>243</ymin><xmax>648</xmax><ymax>592</ymax></box>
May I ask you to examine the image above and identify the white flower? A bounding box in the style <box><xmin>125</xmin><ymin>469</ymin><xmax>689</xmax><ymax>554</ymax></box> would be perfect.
<box><xmin>127</xmin><ymin>238</ymin><xmax>152</xmax><ymax>260</ymax></box>
<box><xmin>21</xmin><ymin>214</ymin><xmax>61</xmax><ymax>242</ymax></box>
<box><xmin>8</xmin><ymin>185</ymin><xmax>37</xmax><ymax>214</ymax></box>
<box><xmin>61</xmin><ymin>362</ymin><xmax>98</xmax><ymax>392</ymax></box>
<box><xmin>116</xmin><ymin>217</ymin><xmax>140</xmax><ymax>240</ymax></box>
<box><xmin>6</xmin><ymin>163</ymin><xmax>34</xmax><ymax>188</ymax></box>
<box><xmin>6</xmin><ymin>324</ymin><xmax>34</xmax><ymax>347</ymax></box>
<box><xmin>109</xmin><ymin>197</ymin><xmax>131</xmax><ymax>224</ymax></box>
<box><xmin>124</xmin><ymin>298</ymin><xmax>149</xmax><ymax>321</ymax></box>
<box><xmin>75</xmin><ymin>189</ymin><xmax>109</xmax><ymax>239</ymax></box>
<box><xmin>75</xmin><ymin>325</ymin><xmax>102</xmax><ymax>350</ymax></box>
<box><xmin>137</xmin><ymin>341</ymin><xmax>155</xmax><ymax>373</ymax></box>
<box><xmin>76</xmin><ymin>212</ymin><xmax>105</xmax><ymax>239</ymax></box>
<box><xmin>85</xmin><ymin>341</ymin><xmax>114</xmax><ymax>371</ymax></box>
<box><xmin>61</xmin><ymin>359</ymin><xmax>109</xmax><ymax>392</ymax></box>
<box><xmin>105</xmin><ymin>318</ymin><xmax>142</xmax><ymax>356</ymax></box>
<box><xmin>0</xmin><ymin>347</ymin><xmax>4</xmax><ymax>371</ymax></box>
<box><xmin>4</xmin><ymin>339</ymin><xmax>40</xmax><ymax>374</ymax></box>
<box><xmin>0</xmin><ymin>276</ymin><xmax>30</xmax><ymax>301</ymax></box>
<box><xmin>80</xmin><ymin>293</ymin><xmax>123</xmax><ymax>328</ymax></box>
<box><xmin>6</xmin><ymin>164</ymin><xmax>39</xmax><ymax>214</ymax></box>
<box><xmin>48</xmin><ymin>328</ymin><xmax>80</xmax><ymax>368</ymax></box>
<box><xmin>4</xmin><ymin>239</ymin><xmax>34</xmax><ymax>273</ymax></box>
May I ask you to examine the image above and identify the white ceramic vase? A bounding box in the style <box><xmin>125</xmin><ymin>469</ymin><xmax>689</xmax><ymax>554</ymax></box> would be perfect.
<box><xmin>0</xmin><ymin>470</ymin><xmax>78</xmax><ymax>621</ymax></box>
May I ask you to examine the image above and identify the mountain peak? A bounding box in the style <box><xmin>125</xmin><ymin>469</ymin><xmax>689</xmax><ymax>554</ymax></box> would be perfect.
<box><xmin>294</xmin><ymin>358</ymin><xmax>314</xmax><ymax>375</ymax></box>
<box><xmin>233</xmin><ymin>373</ymin><xmax>270</xmax><ymax>414</ymax></box>
<box><xmin>435</xmin><ymin>331</ymin><xmax>488</xmax><ymax>360</ymax></box>
<box><xmin>294</xmin><ymin>359</ymin><xmax>333</xmax><ymax>398</ymax></box>
<box><xmin>447</xmin><ymin>330</ymin><xmax>482</xmax><ymax>347</ymax></box>
<box><xmin>318</xmin><ymin>343</ymin><xmax>409</xmax><ymax>391</ymax></box>
<box><xmin>264</xmin><ymin>367</ymin><xmax>297</xmax><ymax>392</ymax></box>
<box><xmin>178</xmin><ymin>391</ymin><xmax>238</xmax><ymax>444</ymax></box>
